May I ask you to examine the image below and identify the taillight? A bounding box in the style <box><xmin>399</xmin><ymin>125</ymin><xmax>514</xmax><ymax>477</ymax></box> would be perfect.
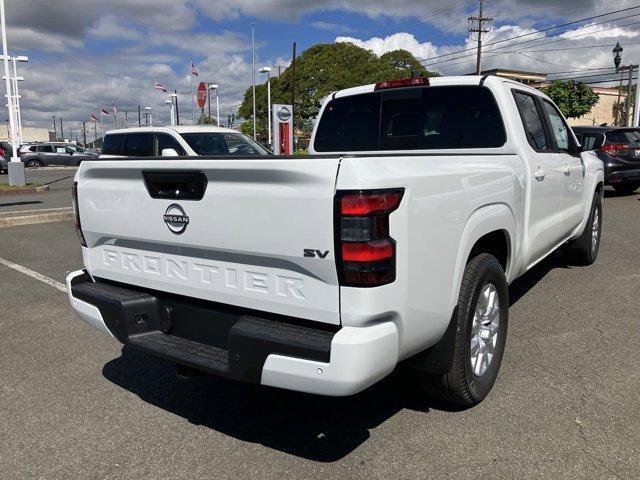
<box><xmin>72</xmin><ymin>182</ymin><xmax>86</xmax><ymax>246</ymax></box>
<box><xmin>335</xmin><ymin>189</ymin><xmax>404</xmax><ymax>287</ymax></box>
<box><xmin>601</xmin><ymin>143</ymin><xmax>629</xmax><ymax>156</ymax></box>
<box><xmin>0</xmin><ymin>147</ymin><xmax>4</xmax><ymax>157</ymax></box>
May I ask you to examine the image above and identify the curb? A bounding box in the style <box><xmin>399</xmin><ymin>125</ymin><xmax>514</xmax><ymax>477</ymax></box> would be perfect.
<box><xmin>0</xmin><ymin>185</ymin><xmax>49</xmax><ymax>196</ymax></box>
<box><xmin>0</xmin><ymin>207</ymin><xmax>73</xmax><ymax>228</ymax></box>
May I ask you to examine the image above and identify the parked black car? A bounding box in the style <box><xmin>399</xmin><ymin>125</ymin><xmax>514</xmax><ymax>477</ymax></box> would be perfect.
<box><xmin>572</xmin><ymin>126</ymin><xmax>640</xmax><ymax>194</ymax></box>
<box><xmin>20</xmin><ymin>142</ymin><xmax>97</xmax><ymax>167</ymax></box>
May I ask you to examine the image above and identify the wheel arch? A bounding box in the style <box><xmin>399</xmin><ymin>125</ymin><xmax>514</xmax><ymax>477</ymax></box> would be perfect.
<box><xmin>448</xmin><ymin>203</ymin><xmax>515</xmax><ymax>311</ymax></box>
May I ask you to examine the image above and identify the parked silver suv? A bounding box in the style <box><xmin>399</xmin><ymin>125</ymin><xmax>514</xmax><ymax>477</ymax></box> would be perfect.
<box><xmin>21</xmin><ymin>143</ymin><xmax>97</xmax><ymax>168</ymax></box>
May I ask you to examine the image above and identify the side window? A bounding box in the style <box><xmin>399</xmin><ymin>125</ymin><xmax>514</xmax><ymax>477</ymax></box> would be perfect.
<box><xmin>102</xmin><ymin>134</ymin><xmax>125</xmax><ymax>155</ymax></box>
<box><xmin>122</xmin><ymin>133</ymin><xmax>154</xmax><ymax>157</ymax></box>
<box><xmin>155</xmin><ymin>134</ymin><xmax>186</xmax><ymax>156</ymax></box>
<box><xmin>581</xmin><ymin>134</ymin><xmax>601</xmax><ymax>151</ymax></box>
<box><xmin>55</xmin><ymin>146</ymin><xmax>67</xmax><ymax>154</ymax></box>
<box><xmin>513</xmin><ymin>91</ymin><xmax>549</xmax><ymax>151</ymax></box>
<box><xmin>541</xmin><ymin>101</ymin><xmax>570</xmax><ymax>151</ymax></box>
<box><xmin>38</xmin><ymin>145</ymin><xmax>53</xmax><ymax>153</ymax></box>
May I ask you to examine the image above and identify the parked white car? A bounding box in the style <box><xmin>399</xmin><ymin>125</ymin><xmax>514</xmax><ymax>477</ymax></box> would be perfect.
<box><xmin>67</xmin><ymin>75</ymin><xmax>603</xmax><ymax>406</ymax></box>
<box><xmin>99</xmin><ymin>125</ymin><xmax>270</xmax><ymax>158</ymax></box>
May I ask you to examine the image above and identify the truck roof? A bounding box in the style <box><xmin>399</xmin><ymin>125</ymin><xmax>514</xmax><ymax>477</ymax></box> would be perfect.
<box><xmin>332</xmin><ymin>74</ymin><xmax>544</xmax><ymax>99</ymax></box>
<box><xmin>104</xmin><ymin>125</ymin><xmax>239</xmax><ymax>135</ymax></box>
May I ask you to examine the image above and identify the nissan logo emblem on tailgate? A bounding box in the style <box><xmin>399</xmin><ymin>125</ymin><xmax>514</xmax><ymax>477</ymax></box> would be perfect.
<box><xmin>163</xmin><ymin>203</ymin><xmax>189</xmax><ymax>235</ymax></box>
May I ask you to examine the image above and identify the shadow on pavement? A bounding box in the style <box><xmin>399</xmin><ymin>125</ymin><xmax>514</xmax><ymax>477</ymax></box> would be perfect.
<box><xmin>103</xmin><ymin>347</ymin><xmax>439</xmax><ymax>462</ymax></box>
<box><xmin>0</xmin><ymin>200</ymin><xmax>43</xmax><ymax>208</ymax></box>
<box><xmin>509</xmin><ymin>250</ymin><xmax>571</xmax><ymax>306</ymax></box>
<box><xmin>101</xmin><ymin>249</ymin><xmax>576</xmax><ymax>461</ymax></box>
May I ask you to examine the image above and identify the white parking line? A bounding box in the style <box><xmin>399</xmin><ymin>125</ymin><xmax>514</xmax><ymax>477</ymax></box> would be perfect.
<box><xmin>0</xmin><ymin>256</ymin><xmax>68</xmax><ymax>293</ymax></box>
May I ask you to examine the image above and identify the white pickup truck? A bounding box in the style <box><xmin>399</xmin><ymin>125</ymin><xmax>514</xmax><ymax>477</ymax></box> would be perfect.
<box><xmin>67</xmin><ymin>75</ymin><xmax>603</xmax><ymax>406</ymax></box>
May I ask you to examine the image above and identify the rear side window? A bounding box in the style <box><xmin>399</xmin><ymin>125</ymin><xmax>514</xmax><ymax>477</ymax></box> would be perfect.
<box><xmin>37</xmin><ymin>145</ymin><xmax>53</xmax><ymax>153</ymax></box>
<box><xmin>580</xmin><ymin>133</ymin><xmax>604</xmax><ymax>151</ymax></box>
<box><xmin>122</xmin><ymin>133</ymin><xmax>154</xmax><ymax>157</ymax></box>
<box><xmin>541</xmin><ymin>101</ymin><xmax>570</xmax><ymax>151</ymax></box>
<box><xmin>102</xmin><ymin>134</ymin><xmax>125</xmax><ymax>155</ymax></box>
<box><xmin>155</xmin><ymin>133</ymin><xmax>186</xmax><ymax>156</ymax></box>
<box><xmin>513</xmin><ymin>91</ymin><xmax>549</xmax><ymax>151</ymax></box>
<box><xmin>314</xmin><ymin>86</ymin><xmax>506</xmax><ymax>152</ymax></box>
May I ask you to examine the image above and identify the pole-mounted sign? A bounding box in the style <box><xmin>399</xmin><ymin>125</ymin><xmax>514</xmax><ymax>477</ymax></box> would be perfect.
<box><xmin>272</xmin><ymin>104</ymin><xmax>293</xmax><ymax>155</ymax></box>
<box><xmin>196</xmin><ymin>82</ymin><xmax>207</xmax><ymax>109</ymax></box>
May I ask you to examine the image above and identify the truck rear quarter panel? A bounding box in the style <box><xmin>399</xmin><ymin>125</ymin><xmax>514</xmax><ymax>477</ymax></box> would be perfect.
<box><xmin>336</xmin><ymin>153</ymin><xmax>525</xmax><ymax>360</ymax></box>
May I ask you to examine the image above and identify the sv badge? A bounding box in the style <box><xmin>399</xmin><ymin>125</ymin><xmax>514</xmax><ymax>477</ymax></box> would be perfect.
<box><xmin>303</xmin><ymin>249</ymin><xmax>329</xmax><ymax>259</ymax></box>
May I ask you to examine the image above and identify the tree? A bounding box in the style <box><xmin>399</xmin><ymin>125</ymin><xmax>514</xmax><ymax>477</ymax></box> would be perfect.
<box><xmin>238</xmin><ymin>43</ymin><xmax>438</xmax><ymax>137</ymax></box>
<box><xmin>240</xmin><ymin>120</ymin><xmax>267</xmax><ymax>143</ymax></box>
<box><xmin>541</xmin><ymin>80</ymin><xmax>599</xmax><ymax>119</ymax></box>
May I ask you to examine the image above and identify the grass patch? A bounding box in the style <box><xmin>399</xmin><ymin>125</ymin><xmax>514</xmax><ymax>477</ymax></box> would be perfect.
<box><xmin>0</xmin><ymin>182</ymin><xmax>43</xmax><ymax>190</ymax></box>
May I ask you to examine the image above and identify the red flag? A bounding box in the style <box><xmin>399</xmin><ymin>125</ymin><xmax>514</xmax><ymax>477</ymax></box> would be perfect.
<box><xmin>191</xmin><ymin>62</ymin><xmax>199</xmax><ymax>76</ymax></box>
<box><xmin>100</xmin><ymin>106</ymin><xmax>110</xmax><ymax>115</ymax></box>
<box><xmin>155</xmin><ymin>81</ymin><xmax>167</xmax><ymax>92</ymax></box>
<box><xmin>90</xmin><ymin>113</ymin><xmax>98</xmax><ymax>122</ymax></box>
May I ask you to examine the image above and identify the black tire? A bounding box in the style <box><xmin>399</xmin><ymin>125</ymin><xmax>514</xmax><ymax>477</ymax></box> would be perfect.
<box><xmin>418</xmin><ymin>253</ymin><xmax>509</xmax><ymax>406</ymax></box>
<box><xmin>565</xmin><ymin>191</ymin><xmax>602</xmax><ymax>266</ymax></box>
<box><xmin>612</xmin><ymin>184</ymin><xmax>638</xmax><ymax>195</ymax></box>
<box><xmin>25</xmin><ymin>159</ymin><xmax>42</xmax><ymax>168</ymax></box>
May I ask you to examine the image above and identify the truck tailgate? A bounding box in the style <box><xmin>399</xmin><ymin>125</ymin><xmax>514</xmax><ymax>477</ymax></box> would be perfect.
<box><xmin>76</xmin><ymin>157</ymin><xmax>342</xmax><ymax>325</ymax></box>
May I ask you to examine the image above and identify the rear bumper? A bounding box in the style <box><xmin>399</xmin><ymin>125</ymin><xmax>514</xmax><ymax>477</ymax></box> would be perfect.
<box><xmin>66</xmin><ymin>270</ymin><xmax>398</xmax><ymax>396</ymax></box>
<box><xmin>605</xmin><ymin>167</ymin><xmax>640</xmax><ymax>184</ymax></box>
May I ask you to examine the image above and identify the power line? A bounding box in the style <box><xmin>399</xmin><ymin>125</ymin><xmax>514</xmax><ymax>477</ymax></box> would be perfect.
<box><xmin>417</xmin><ymin>4</ymin><xmax>640</xmax><ymax>65</ymax></box>
<box><xmin>423</xmin><ymin>15</ymin><xmax>640</xmax><ymax>69</ymax></box>
<box><xmin>523</xmin><ymin>41</ymin><xmax>640</xmax><ymax>53</ymax></box>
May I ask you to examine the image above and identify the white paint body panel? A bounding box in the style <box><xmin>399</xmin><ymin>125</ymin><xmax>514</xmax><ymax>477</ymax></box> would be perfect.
<box><xmin>73</xmin><ymin>75</ymin><xmax>604</xmax><ymax>395</ymax></box>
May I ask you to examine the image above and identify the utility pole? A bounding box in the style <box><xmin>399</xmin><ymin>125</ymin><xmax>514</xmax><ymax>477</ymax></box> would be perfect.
<box><xmin>174</xmin><ymin>90</ymin><xmax>180</xmax><ymax>125</ymax></box>
<box><xmin>138</xmin><ymin>105</ymin><xmax>141</xmax><ymax>126</ymax></box>
<box><xmin>59</xmin><ymin>117</ymin><xmax>63</xmax><ymax>140</ymax></box>
<box><xmin>52</xmin><ymin>115</ymin><xmax>57</xmax><ymax>140</ymax></box>
<box><xmin>82</xmin><ymin>122</ymin><xmax>87</xmax><ymax>147</ymax></box>
<box><xmin>291</xmin><ymin>41</ymin><xmax>296</xmax><ymax>147</ymax></box>
<box><xmin>468</xmin><ymin>0</ymin><xmax>492</xmax><ymax>75</ymax></box>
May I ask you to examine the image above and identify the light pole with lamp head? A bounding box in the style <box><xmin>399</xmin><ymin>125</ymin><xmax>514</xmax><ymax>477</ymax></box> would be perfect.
<box><xmin>259</xmin><ymin>67</ymin><xmax>272</xmax><ymax>146</ymax></box>
<box><xmin>613</xmin><ymin>42</ymin><xmax>639</xmax><ymax>127</ymax></box>
<box><xmin>208</xmin><ymin>84</ymin><xmax>219</xmax><ymax>126</ymax></box>
<box><xmin>144</xmin><ymin>106</ymin><xmax>152</xmax><ymax>126</ymax></box>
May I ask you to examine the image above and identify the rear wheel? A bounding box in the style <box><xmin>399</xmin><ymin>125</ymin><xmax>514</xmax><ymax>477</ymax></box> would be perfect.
<box><xmin>25</xmin><ymin>159</ymin><xmax>43</xmax><ymax>168</ymax></box>
<box><xmin>565</xmin><ymin>191</ymin><xmax>602</xmax><ymax>266</ymax></box>
<box><xmin>418</xmin><ymin>253</ymin><xmax>509</xmax><ymax>406</ymax></box>
<box><xmin>613</xmin><ymin>184</ymin><xmax>638</xmax><ymax>195</ymax></box>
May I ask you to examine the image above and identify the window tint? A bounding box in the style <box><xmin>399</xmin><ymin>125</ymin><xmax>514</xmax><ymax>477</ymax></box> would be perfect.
<box><xmin>38</xmin><ymin>145</ymin><xmax>53</xmax><ymax>153</ymax></box>
<box><xmin>122</xmin><ymin>133</ymin><xmax>154</xmax><ymax>157</ymax></box>
<box><xmin>314</xmin><ymin>92</ymin><xmax>381</xmax><ymax>151</ymax></box>
<box><xmin>541</xmin><ymin>101</ymin><xmax>569</xmax><ymax>151</ymax></box>
<box><xmin>513</xmin><ymin>91</ymin><xmax>548</xmax><ymax>151</ymax></box>
<box><xmin>102</xmin><ymin>134</ymin><xmax>125</xmax><ymax>155</ymax></box>
<box><xmin>606</xmin><ymin>129</ymin><xmax>640</xmax><ymax>146</ymax></box>
<box><xmin>314</xmin><ymin>86</ymin><xmax>505</xmax><ymax>152</ymax></box>
<box><xmin>181</xmin><ymin>132</ymin><xmax>269</xmax><ymax>155</ymax></box>
<box><xmin>155</xmin><ymin>133</ymin><xmax>186</xmax><ymax>156</ymax></box>
<box><xmin>580</xmin><ymin>133</ymin><xmax>603</xmax><ymax>151</ymax></box>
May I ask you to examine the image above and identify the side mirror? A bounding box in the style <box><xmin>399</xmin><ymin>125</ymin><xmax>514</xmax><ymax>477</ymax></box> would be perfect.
<box><xmin>161</xmin><ymin>148</ymin><xmax>179</xmax><ymax>157</ymax></box>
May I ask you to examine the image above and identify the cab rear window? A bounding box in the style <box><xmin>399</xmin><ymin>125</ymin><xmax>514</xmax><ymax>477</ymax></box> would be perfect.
<box><xmin>314</xmin><ymin>86</ymin><xmax>506</xmax><ymax>152</ymax></box>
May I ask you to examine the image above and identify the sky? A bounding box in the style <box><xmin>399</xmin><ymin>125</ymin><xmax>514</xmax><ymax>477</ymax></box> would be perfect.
<box><xmin>4</xmin><ymin>0</ymin><xmax>640</xmax><ymax>140</ymax></box>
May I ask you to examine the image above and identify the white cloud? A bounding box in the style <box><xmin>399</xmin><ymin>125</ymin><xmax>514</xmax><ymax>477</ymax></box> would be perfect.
<box><xmin>559</xmin><ymin>22</ymin><xmax>640</xmax><ymax>41</ymax></box>
<box><xmin>337</xmin><ymin>32</ymin><xmax>438</xmax><ymax>60</ymax></box>
<box><xmin>310</xmin><ymin>21</ymin><xmax>355</xmax><ymax>33</ymax></box>
<box><xmin>88</xmin><ymin>15</ymin><xmax>143</xmax><ymax>41</ymax></box>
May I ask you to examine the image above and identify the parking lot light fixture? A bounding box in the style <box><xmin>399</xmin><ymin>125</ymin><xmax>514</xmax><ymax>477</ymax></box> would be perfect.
<box><xmin>259</xmin><ymin>67</ymin><xmax>272</xmax><ymax>146</ymax></box>
<box><xmin>208</xmin><ymin>84</ymin><xmax>219</xmax><ymax>126</ymax></box>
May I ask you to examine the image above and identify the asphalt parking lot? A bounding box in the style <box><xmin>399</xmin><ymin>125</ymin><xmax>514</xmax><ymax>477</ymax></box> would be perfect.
<box><xmin>1</xmin><ymin>189</ymin><xmax>639</xmax><ymax>480</ymax></box>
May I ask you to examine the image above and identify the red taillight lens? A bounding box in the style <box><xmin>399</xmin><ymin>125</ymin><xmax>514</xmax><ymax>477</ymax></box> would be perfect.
<box><xmin>342</xmin><ymin>240</ymin><xmax>394</xmax><ymax>262</ymax></box>
<box><xmin>601</xmin><ymin>143</ymin><xmax>629</xmax><ymax>156</ymax></box>
<box><xmin>374</xmin><ymin>77</ymin><xmax>430</xmax><ymax>90</ymax></box>
<box><xmin>341</xmin><ymin>191</ymin><xmax>403</xmax><ymax>215</ymax></box>
<box><xmin>335</xmin><ymin>189</ymin><xmax>403</xmax><ymax>287</ymax></box>
<box><xmin>72</xmin><ymin>182</ymin><xmax>86</xmax><ymax>247</ymax></box>
<box><xmin>0</xmin><ymin>147</ymin><xmax>5</xmax><ymax>157</ymax></box>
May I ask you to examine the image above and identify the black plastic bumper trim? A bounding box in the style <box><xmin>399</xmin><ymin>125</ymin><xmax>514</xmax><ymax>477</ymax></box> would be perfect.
<box><xmin>71</xmin><ymin>276</ymin><xmax>334</xmax><ymax>383</ymax></box>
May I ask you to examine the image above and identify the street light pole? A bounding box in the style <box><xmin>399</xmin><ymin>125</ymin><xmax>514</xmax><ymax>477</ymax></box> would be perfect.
<box><xmin>0</xmin><ymin>0</ymin><xmax>24</xmax><ymax>185</ymax></box>
<box><xmin>260</xmin><ymin>67</ymin><xmax>272</xmax><ymax>146</ymax></box>
<box><xmin>251</xmin><ymin>22</ymin><xmax>256</xmax><ymax>140</ymax></box>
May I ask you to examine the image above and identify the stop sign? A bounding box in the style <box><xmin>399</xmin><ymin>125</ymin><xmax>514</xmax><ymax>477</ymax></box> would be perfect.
<box><xmin>196</xmin><ymin>82</ymin><xmax>207</xmax><ymax>109</ymax></box>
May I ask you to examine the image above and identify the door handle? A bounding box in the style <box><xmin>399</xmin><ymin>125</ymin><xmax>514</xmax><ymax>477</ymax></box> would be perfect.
<box><xmin>534</xmin><ymin>169</ymin><xmax>546</xmax><ymax>181</ymax></box>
